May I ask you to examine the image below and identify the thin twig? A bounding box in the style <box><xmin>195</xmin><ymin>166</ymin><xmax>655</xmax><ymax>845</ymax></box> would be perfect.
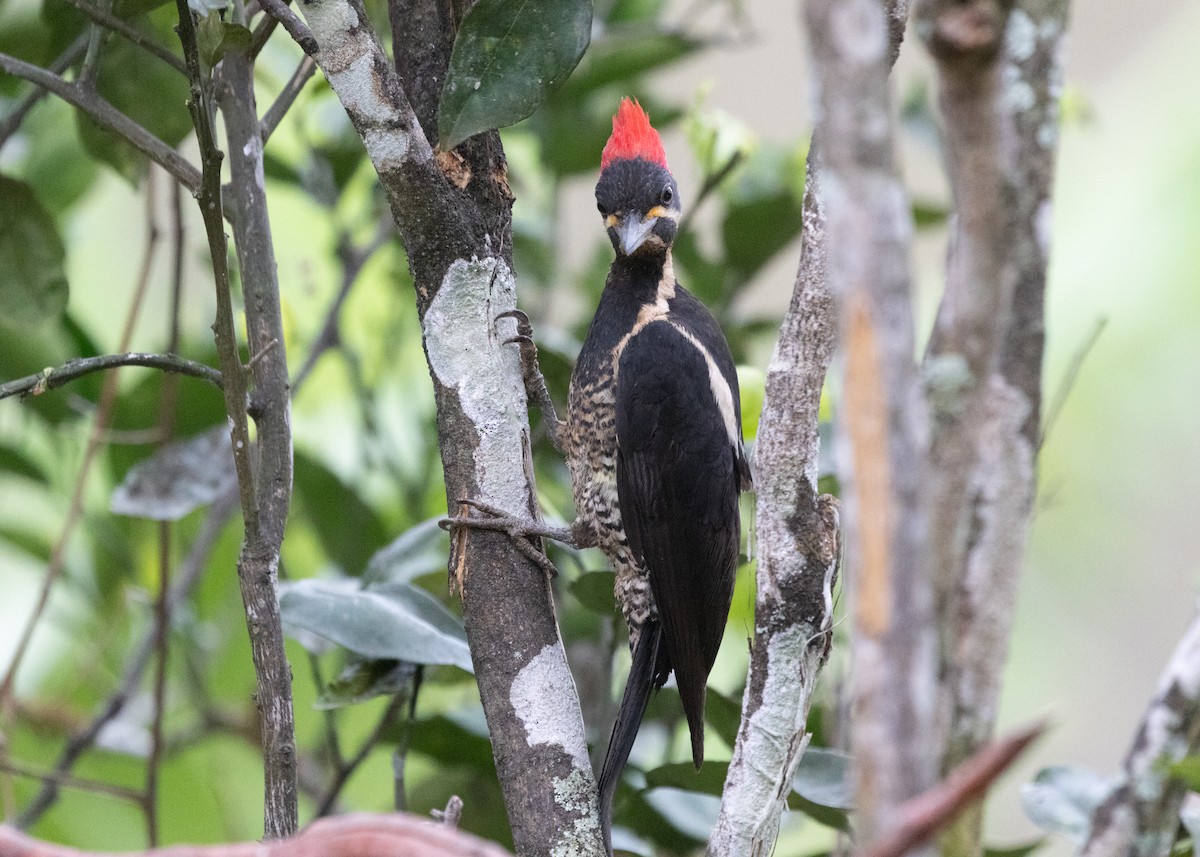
<box><xmin>0</xmin><ymin>34</ymin><xmax>88</xmax><ymax>151</ymax></box>
<box><xmin>0</xmin><ymin>761</ymin><xmax>144</xmax><ymax>805</ymax></box>
<box><xmin>0</xmin><ymin>52</ymin><xmax>201</xmax><ymax>192</ymax></box>
<box><xmin>313</xmin><ymin>686</ymin><xmax>411</xmax><ymax>818</ymax></box>
<box><xmin>0</xmin><ymin>353</ymin><xmax>222</xmax><ymax>401</ymax></box>
<box><xmin>677</xmin><ymin>149</ymin><xmax>743</xmax><ymax>238</ymax></box>
<box><xmin>255</xmin><ymin>0</ymin><xmax>318</xmax><ymax>55</ymax></box>
<box><xmin>292</xmin><ymin>228</ymin><xmax>391</xmax><ymax>390</ymax></box>
<box><xmin>260</xmin><ymin>54</ymin><xmax>317</xmax><ymax>143</ymax></box>
<box><xmin>1040</xmin><ymin>316</ymin><xmax>1106</xmax><ymax>449</ymax></box>
<box><xmin>65</xmin><ymin>0</ymin><xmax>186</xmax><ymax>74</ymax></box>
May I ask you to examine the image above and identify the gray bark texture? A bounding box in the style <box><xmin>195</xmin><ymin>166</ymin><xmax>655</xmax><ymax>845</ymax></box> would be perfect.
<box><xmin>294</xmin><ymin>1</ymin><xmax>603</xmax><ymax>852</ymax></box>
<box><xmin>914</xmin><ymin>1</ymin><xmax>1070</xmax><ymax>852</ymax></box>
<box><xmin>1079</xmin><ymin>612</ymin><xmax>1200</xmax><ymax>857</ymax></box>
<box><xmin>806</xmin><ymin>0</ymin><xmax>940</xmax><ymax>845</ymax></box>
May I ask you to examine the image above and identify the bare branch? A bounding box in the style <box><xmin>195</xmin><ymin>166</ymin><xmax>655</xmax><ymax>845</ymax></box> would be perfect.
<box><xmin>63</xmin><ymin>0</ymin><xmax>187</xmax><ymax>74</ymax></box>
<box><xmin>708</xmin><ymin>155</ymin><xmax>840</xmax><ymax>856</ymax></box>
<box><xmin>296</xmin><ymin>0</ymin><xmax>602</xmax><ymax>852</ymax></box>
<box><xmin>806</xmin><ymin>0</ymin><xmax>938</xmax><ymax>842</ymax></box>
<box><xmin>260</xmin><ymin>54</ymin><xmax>317</xmax><ymax>142</ymax></box>
<box><xmin>0</xmin><ymin>814</ymin><xmax>515</xmax><ymax>857</ymax></box>
<box><xmin>0</xmin><ymin>52</ymin><xmax>200</xmax><ymax>193</ymax></box>
<box><xmin>918</xmin><ymin>2</ymin><xmax>1071</xmax><ymax>851</ymax></box>
<box><xmin>1079</xmin><ymin>612</ymin><xmax>1200</xmax><ymax>857</ymax></box>
<box><xmin>710</xmin><ymin>5</ymin><xmax>913</xmax><ymax>851</ymax></box>
<box><xmin>0</xmin><ymin>35</ymin><xmax>88</xmax><ymax>150</ymax></box>
<box><xmin>256</xmin><ymin>0</ymin><xmax>319</xmax><ymax>56</ymax></box>
<box><xmin>0</xmin><ymin>760</ymin><xmax>144</xmax><ymax>806</ymax></box>
<box><xmin>0</xmin><ymin>353</ymin><xmax>221</xmax><ymax>401</ymax></box>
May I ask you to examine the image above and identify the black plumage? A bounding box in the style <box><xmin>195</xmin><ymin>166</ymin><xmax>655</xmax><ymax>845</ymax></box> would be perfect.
<box><xmin>566</xmin><ymin>100</ymin><xmax>751</xmax><ymax>850</ymax></box>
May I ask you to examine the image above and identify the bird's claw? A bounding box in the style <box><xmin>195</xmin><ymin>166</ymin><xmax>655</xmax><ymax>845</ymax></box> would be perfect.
<box><xmin>496</xmin><ymin>308</ymin><xmax>532</xmax><ymax>336</ymax></box>
<box><xmin>440</xmin><ymin>498</ymin><xmax>560</xmax><ymax>579</ymax></box>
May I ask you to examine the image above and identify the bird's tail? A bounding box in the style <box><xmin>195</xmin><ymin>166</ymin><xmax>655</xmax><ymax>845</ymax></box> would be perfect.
<box><xmin>598</xmin><ymin>620</ymin><xmax>662</xmax><ymax>855</ymax></box>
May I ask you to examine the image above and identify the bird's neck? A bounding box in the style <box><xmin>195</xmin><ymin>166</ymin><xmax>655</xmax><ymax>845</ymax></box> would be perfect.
<box><xmin>606</xmin><ymin>248</ymin><xmax>675</xmax><ymax>308</ymax></box>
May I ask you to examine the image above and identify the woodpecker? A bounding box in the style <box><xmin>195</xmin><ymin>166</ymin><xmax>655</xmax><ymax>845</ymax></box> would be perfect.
<box><xmin>445</xmin><ymin>98</ymin><xmax>750</xmax><ymax>850</ymax></box>
<box><xmin>575</xmin><ymin>98</ymin><xmax>752</xmax><ymax>847</ymax></box>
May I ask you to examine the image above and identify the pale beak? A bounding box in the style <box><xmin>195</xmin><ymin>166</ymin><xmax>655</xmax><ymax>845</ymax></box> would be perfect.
<box><xmin>614</xmin><ymin>214</ymin><xmax>658</xmax><ymax>256</ymax></box>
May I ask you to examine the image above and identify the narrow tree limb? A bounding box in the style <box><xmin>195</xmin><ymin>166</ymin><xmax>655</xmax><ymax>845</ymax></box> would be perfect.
<box><xmin>214</xmin><ymin>37</ymin><xmax>299</xmax><ymax>838</ymax></box>
<box><xmin>0</xmin><ymin>35</ymin><xmax>88</xmax><ymax>150</ymax></box>
<box><xmin>806</xmin><ymin>0</ymin><xmax>938</xmax><ymax>844</ymax></box>
<box><xmin>1079</xmin><ymin>612</ymin><xmax>1200</xmax><ymax>857</ymax></box>
<box><xmin>0</xmin><ymin>814</ymin><xmax>514</xmax><ymax>857</ymax></box>
<box><xmin>256</xmin><ymin>0</ymin><xmax>319</xmax><ymax>56</ymax></box>
<box><xmin>858</xmin><ymin>721</ymin><xmax>1047</xmax><ymax>857</ymax></box>
<box><xmin>0</xmin><ymin>353</ymin><xmax>221</xmax><ymax>401</ymax></box>
<box><xmin>0</xmin><ymin>52</ymin><xmax>200</xmax><ymax>193</ymax></box>
<box><xmin>295</xmin><ymin>1</ymin><xmax>601</xmax><ymax>852</ymax></box>
<box><xmin>707</xmin><ymin>154</ymin><xmax>840</xmax><ymax>857</ymax></box>
<box><xmin>63</xmin><ymin>0</ymin><xmax>187</xmax><ymax>74</ymax></box>
<box><xmin>919</xmin><ymin>2</ymin><xmax>1072</xmax><ymax>853</ymax></box>
<box><xmin>710</xmin><ymin>5</ymin><xmax>911</xmax><ymax>851</ymax></box>
<box><xmin>260</xmin><ymin>54</ymin><xmax>317</xmax><ymax>142</ymax></box>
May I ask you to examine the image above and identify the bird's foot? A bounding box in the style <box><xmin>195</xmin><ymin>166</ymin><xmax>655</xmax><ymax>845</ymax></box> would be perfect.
<box><xmin>496</xmin><ymin>310</ymin><xmax>566</xmax><ymax>452</ymax></box>
<box><xmin>441</xmin><ymin>498</ymin><xmax>579</xmax><ymax>579</ymax></box>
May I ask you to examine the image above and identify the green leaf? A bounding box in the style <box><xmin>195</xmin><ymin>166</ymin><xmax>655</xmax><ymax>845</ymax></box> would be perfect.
<box><xmin>736</xmin><ymin>365</ymin><xmax>764</xmax><ymax>440</ymax></box>
<box><xmin>1020</xmin><ymin>765</ymin><xmax>1113</xmax><ymax>842</ymax></box>
<box><xmin>0</xmin><ymin>443</ymin><xmax>48</xmax><ymax>484</ymax></box>
<box><xmin>110</xmin><ymin>427</ymin><xmax>235</xmax><ymax>521</ymax></box>
<box><xmin>75</xmin><ymin>23</ymin><xmax>191</xmax><ymax>181</ymax></box>
<box><xmin>641</xmin><ymin>787</ymin><xmax>720</xmax><ymax>843</ymax></box>
<box><xmin>196</xmin><ymin>13</ymin><xmax>249</xmax><ymax>66</ymax></box>
<box><xmin>0</xmin><ymin>177</ymin><xmax>68</xmax><ymax>329</ymax></box>
<box><xmin>792</xmin><ymin>793</ymin><xmax>851</xmax><ymax>832</ymax></box>
<box><xmin>568</xmin><ymin>570</ymin><xmax>616</xmax><ymax>614</ymax></box>
<box><xmin>293</xmin><ymin>451</ymin><xmax>389</xmax><ymax>573</ymax></box>
<box><xmin>363</xmin><ymin>517</ymin><xmax>448</xmax><ymax>584</ymax></box>
<box><xmin>985</xmin><ymin>840</ymin><xmax>1046</xmax><ymax>857</ymax></box>
<box><xmin>793</xmin><ymin>747</ymin><xmax>853</xmax><ymax>810</ymax></box>
<box><xmin>279</xmin><ymin>578</ymin><xmax>474</xmax><ymax>672</ymax></box>
<box><xmin>644</xmin><ymin>760</ymin><xmax>727</xmax><ymax>796</ymax></box>
<box><xmin>703</xmin><ymin>687</ymin><xmax>742</xmax><ymax>749</ymax></box>
<box><xmin>316</xmin><ymin>658</ymin><xmax>414</xmax><ymax>709</ymax></box>
<box><xmin>438</xmin><ymin>0</ymin><xmax>592</xmax><ymax>149</ymax></box>
<box><xmin>1169</xmin><ymin>756</ymin><xmax>1200</xmax><ymax>791</ymax></box>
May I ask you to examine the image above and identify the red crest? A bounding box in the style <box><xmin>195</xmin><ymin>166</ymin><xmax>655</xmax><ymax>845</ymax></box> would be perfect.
<box><xmin>600</xmin><ymin>98</ymin><xmax>668</xmax><ymax>171</ymax></box>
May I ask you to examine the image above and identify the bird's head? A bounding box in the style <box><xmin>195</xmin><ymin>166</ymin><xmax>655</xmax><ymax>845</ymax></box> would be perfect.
<box><xmin>595</xmin><ymin>98</ymin><xmax>680</xmax><ymax>259</ymax></box>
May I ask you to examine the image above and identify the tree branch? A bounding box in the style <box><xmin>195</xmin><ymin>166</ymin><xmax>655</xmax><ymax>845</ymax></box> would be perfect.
<box><xmin>260</xmin><ymin>54</ymin><xmax>317</xmax><ymax>143</ymax></box>
<box><xmin>708</xmin><ymin>151</ymin><xmax>840</xmax><ymax>857</ymax></box>
<box><xmin>0</xmin><ymin>52</ymin><xmax>200</xmax><ymax>193</ymax></box>
<box><xmin>294</xmin><ymin>0</ymin><xmax>602</xmax><ymax>851</ymax></box>
<box><xmin>0</xmin><ymin>35</ymin><xmax>88</xmax><ymax>150</ymax></box>
<box><xmin>63</xmin><ymin>0</ymin><xmax>187</xmax><ymax>74</ymax></box>
<box><xmin>710</xmin><ymin>6</ymin><xmax>912</xmax><ymax>852</ymax></box>
<box><xmin>0</xmin><ymin>814</ymin><xmax>514</xmax><ymax>857</ymax></box>
<box><xmin>0</xmin><ymin>353</ymin><xmax>221</xmax><ymax>401</ymax></box>
<box><xmin>806</xmin><ymin>0</ymin><xmax>939</xmax><ymax>844</ymax></box>
<box><xmin>213</xmin><ymin>32</ymin><xmax>299</xmax><ymax>838</ymax></box>
<box><xmin>1079</xmin><ymin>612</ymin><xmax>1200</xmax><ymax>857</ymax></box>
<box><xmin>255</xmin><ymin>0</ymin><xmax>319</xmax><ymax>56</ymax></box>
<box><xmin>916</xmin><ymin>2</ymin><xmax>1071</xmax><ymax>853</ymax></box>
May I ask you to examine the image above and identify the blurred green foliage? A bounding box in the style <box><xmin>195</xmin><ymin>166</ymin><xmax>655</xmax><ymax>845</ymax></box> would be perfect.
<box><xmin>0</xmin><ymin>0</ymin><xmax>849</xmax><ymax>853</ymax></box>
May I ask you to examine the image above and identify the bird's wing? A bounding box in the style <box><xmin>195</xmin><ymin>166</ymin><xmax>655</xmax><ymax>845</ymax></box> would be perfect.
<box><xmin>615</xmin><ymin>318</ymin><xmax>741</xmax><ymax>768</ymax></box>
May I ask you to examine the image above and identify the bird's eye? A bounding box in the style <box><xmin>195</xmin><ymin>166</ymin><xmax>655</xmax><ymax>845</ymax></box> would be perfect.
<box><xmin>597</xmin><ymin>202</ymin><xmax>606</xmax><ymax>216</ymax></box>
<box><xmin>661</xmin><ymin>184</ymin><xmax>674</xmax><ymax>205</ymax></box>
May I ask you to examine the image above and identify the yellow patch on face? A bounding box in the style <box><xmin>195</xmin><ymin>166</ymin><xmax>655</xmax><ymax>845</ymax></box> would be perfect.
<box><xmin>643</xmin><ymin>205</ymin><xmax>667</xmax><ymax>221</ymax></box>
<box><xmin>605</xmin><ymin>214</ymin><xmax>620</xmax><ymax>229</ymax></box>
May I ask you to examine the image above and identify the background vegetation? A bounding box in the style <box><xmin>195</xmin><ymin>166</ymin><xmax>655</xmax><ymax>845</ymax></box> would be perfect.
<box><xmin>1</xmin><ymin>0</ymin><xmax>1198</xmax><ymax>854</ymax></box>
